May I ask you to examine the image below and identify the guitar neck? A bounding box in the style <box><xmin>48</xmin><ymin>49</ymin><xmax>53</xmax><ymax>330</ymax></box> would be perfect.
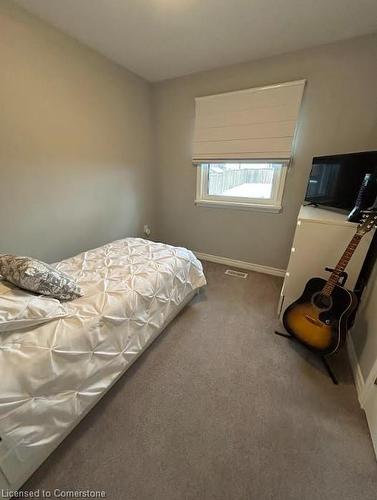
<box><xmin>322</xmin><ymin>233</ymin><xmax>362</xmax><ymax>296</ymax></box>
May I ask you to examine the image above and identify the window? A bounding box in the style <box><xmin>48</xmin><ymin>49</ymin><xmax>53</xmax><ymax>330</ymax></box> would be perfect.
<box><xmin>196</xmin><ymin>161</ymin><xmax>287</xmax><ymax>211</ymax></box>
<box><xmin>192</xmin><ymin>80</ymin><xmax>305</xmax><ymax>211</ymax></box>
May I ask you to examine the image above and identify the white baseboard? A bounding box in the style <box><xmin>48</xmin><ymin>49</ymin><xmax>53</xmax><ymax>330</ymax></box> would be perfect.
<box><xmin>346</xmin><ymin>332</ymin><xmax>365</xmax><ymax>406</ymax></box>
<box><xmin>194</xmin><ymin>251</ymin><xmax>286</xmax><ymax>278</ymax></box>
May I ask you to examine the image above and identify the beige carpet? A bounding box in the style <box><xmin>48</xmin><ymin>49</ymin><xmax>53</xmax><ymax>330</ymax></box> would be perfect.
<box><xmin>23</xmin><ymin>262</ymin><xmax>377</xmax><ymax>499</ymax></box>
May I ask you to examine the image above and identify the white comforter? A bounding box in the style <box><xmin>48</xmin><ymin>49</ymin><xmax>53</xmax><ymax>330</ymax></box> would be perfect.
<box><xmin>0</xmin><ymin>238</ymin><xmax>206</xmax><ymax>487</ymax></box>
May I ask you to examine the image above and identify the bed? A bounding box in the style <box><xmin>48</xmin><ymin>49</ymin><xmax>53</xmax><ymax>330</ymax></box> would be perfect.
<box><xmin>0</xmin><ymin>238</ymin><xmax>206</xmax><ymax>495</ymax></box>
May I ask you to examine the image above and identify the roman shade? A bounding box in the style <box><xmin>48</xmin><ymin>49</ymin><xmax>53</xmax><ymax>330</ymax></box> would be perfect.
<box><xmin>192</xmin><ymin>80</ymin><xmax>306</xmax><ymax>163</ymax></box>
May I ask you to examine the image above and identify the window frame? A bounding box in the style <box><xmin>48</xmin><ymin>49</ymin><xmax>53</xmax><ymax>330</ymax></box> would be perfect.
<box><xmin>195</xmin><ymin>160</ymin><xmax>288</xmax><ymax>213</ymax></box>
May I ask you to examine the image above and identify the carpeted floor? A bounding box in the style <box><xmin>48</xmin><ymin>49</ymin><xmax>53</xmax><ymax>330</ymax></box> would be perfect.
<box><xmin>23</xmin><ymin>262</ymin><xmax>377</xmax><ymax>500</ymax></box>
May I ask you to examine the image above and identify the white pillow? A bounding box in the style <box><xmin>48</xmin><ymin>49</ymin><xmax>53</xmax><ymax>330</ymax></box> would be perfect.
<box><xmin>0</xmin><ymin>280</ymin><xmax>67</xmax><ymax>333</ymax></box>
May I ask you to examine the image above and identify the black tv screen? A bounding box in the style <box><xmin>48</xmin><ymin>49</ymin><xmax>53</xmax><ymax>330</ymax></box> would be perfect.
<box><xmin>305</xmin><ymin>151</ymin><xmax>377</xmax><ymax>213</ymax></box>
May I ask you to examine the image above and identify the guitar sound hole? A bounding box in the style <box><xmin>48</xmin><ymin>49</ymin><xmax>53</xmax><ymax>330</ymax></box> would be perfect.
<box><xmin>312</xmin><ymin>293</ymin><xmax>332</xmax><ymax>310</ymax></box>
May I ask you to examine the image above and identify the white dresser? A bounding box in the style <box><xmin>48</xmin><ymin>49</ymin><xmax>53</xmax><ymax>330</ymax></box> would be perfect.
<box><xmin>278</xmin><ymin>205</ymin><xmax>374</xmax><ymax>320</ymax></box>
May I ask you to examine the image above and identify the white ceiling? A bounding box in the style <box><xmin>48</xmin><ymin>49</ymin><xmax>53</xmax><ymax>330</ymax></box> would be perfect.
<box><xmin>14</xmin><ymin>0</ymin><xmax>377</xmax><ymax>82</ymax></box>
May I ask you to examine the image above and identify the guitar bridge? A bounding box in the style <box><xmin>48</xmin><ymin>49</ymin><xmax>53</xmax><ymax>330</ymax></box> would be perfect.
<box><xmin>305</xmin><ymin>315</ymin><xmax>326</xmax><ymax>327</ymax></box>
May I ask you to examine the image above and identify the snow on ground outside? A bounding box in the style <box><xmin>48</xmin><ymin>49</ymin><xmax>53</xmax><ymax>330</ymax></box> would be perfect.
<box><xmin>220</xmin><ymin>183</ymin><xmax>272</xmax><ymax>198</ymax></box>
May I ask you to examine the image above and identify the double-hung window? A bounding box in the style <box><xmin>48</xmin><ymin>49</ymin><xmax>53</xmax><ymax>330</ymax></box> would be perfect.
<box><xmin>192</xmin><ymin>80</ymin><xmax>305</xmax><ymax>212</ymax></box>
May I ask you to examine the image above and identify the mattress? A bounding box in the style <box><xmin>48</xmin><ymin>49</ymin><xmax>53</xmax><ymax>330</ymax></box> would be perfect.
<box><xmin>0</xmin><ymin>238</ymin><xmax>206</xmax><ymax>493</ymax></box>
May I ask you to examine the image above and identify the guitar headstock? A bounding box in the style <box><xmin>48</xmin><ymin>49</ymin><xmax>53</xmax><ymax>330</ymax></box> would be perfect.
<box><xmin>357</xmin><ymin>210</ymin><xmax>377</xmax><ymax>236</ymax></box>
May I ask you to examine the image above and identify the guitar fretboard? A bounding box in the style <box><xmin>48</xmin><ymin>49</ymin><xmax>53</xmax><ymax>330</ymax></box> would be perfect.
<box><xmin>322</xmin><ymin>234</ymin><xmax>362</xmax><ymax>296</ymax></box>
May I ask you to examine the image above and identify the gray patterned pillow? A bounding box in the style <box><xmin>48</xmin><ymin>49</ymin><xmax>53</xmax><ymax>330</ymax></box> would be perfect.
<box><xmin>0</xmin><ymin>255</ymin><xmax>83</xmax><ymax>301</ymax></box>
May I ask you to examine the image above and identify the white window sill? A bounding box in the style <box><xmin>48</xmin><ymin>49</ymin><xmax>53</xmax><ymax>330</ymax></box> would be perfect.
<box><xmin>194</xmin><ymin>199</ymin><xmax>282</xmax><ymax>213</ymax></box>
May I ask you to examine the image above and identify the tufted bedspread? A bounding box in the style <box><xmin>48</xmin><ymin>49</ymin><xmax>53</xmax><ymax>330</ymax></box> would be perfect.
<box><xmin>0</xmin><ymin>238</ymin><xmax>206</xmax><ymax>492</ymax></box>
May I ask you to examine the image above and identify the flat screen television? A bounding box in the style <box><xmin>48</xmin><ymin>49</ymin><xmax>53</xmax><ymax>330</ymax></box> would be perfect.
<box><xmin>305</xmin><ymin>151</ymin><xmax>377</xmax><ymax>213</ymax></box>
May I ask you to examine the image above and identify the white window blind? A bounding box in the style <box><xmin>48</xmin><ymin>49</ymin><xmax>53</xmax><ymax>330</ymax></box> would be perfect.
<box><xmin>192</xmin><ymin>80</ymin><xmax>306</xmax><ymax>163</ymax></box>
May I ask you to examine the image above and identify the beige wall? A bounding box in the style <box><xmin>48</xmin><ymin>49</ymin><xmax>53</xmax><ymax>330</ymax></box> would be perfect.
<box><xmin>152</xmin><ymin>35</ymin><xmax>377</xmax><ymax>270</ymax></box>
<box><xmin>1</xmin><ymin>0</ymin><xmax>376</xmax><ymax>275</ymax></box>
<box><xmin>0</xmin><ymin>1</ymin><xmax>155</xmax><ymax>263</ymax></box>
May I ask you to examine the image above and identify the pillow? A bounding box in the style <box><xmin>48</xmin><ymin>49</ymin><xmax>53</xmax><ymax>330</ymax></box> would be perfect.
<box><xmin>0</xmin><ymin>280</ymin><xmax>67</xmax><ymax>333</ymax></box>
<box><xmin>0</xmin><ymin>254</ymin><xmax>83</xmax><ymax>301</ymax></box>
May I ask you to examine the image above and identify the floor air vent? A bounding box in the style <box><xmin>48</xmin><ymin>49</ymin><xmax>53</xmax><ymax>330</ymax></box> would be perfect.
<box><xmin>225</xmin><ymin>269</ymin><xmax>248</xmax><ymax>279</ymax></box>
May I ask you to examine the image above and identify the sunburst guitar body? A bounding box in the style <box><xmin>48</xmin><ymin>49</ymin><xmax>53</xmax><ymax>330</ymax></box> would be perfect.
<box><xmin>283</xmin><ymin>277</ymin><xmax>357</xmax><ymax>356</ymax></box>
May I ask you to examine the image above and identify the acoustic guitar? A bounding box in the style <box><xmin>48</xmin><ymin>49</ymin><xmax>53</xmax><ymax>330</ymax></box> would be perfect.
<box><xmin>283</xmin><ymin>210</ymin><xmax>377</xmax><ymax>356</ymax></box>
